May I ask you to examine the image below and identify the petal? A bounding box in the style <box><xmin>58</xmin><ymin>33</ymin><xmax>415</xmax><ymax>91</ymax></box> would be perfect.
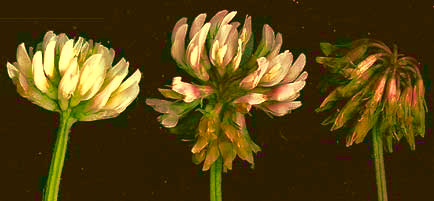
<box><xmin>145</xmin><ymin>98</ymin><xmax>173</xmax><ymax>114</ymax></box>
<box><xmin>210</xmin><ymin>40</ymin><xmax>219</xmax><ymax>66</ymax></box>
<box><xmin>42</xmin><ymin>31</ymin><xmax>56</xmax><ymax>51</ymax></box>
<box><xmin>263</xmin><ymin>101</ymin><xmax>302</xmax><ymax>116</ymax></box>
<box><xmin>77</xmin><ymin>109</ymin><xmax>118</xmax><ymax>121</ymax></box>
<box><xmin>234</xmin><ymin>93</ymin><xmax>267</xmax><ymax>105</ymax></box>
<box><xmin>190</xmin><ymin>13</ymin><xmax>207</xmax><ymax>40</ymax></box>
<box><xmin>6</xmin><ymin>62</ymin><xmax>19</xmax><ymax>81</ymax></box>
<box><xmin>16</xmin><ymin>43</ymin><xmax>32</xmax><ymax>78</ymax></box>
<box><xmin>158</xmin><ymin>113</ymin><xmax>180</xmax><ymax>128</ymax></box>
<box><xmin>116</xmin><ymin>69</ymin><xmax>141</xmax><ymax>94</ymax></box>
<box><xmin>209</xmin><ymin>10</ymin><xmax>228</xmax><ymax>36</ymax></box>
<box><xmin>218</xmin><ymin>140</ymin><xmax>236</xmax><ymax>171</ymax></box>
<box><xmin>239</xmin><ymin>57</ymin><xmax>269</xmax><ymax>89</ymax></box>
<box><xmin>254</xmin><ymin>24</ymin><xmax>275</xmax><ymax>57</ymax></box>
<box><xmin>240</xmin><ymin>15</ymin><xmax>252</xmax><ymax>45</ymax></box>
<box><xmin>267</xmin><ymin>32</ymin><xmax>283</xmax><ymax>59</ymax></box>
<box><xmin>295</xmin><ymin>71</ymin><xmax>308</xmax><ymax>82</ymax></box>
<box><xmin>171</xmin><ymin>24</ymin><xmax>188</xmax><ymax>66</ymax></box>
<box><xmin>268</xmin><ymin>81</ymin><xmax>306</xmax><ymax>102</ymax></box>
<box><xmin>58</xmin><ymin>39</ymin><xmax>75</xmax><ymax>76</ymax></box>
<box><xmin>32</xmin><ymin>51</ymin><xmax>51</xmax><ymax>95</ymax></box>
<box><xmin>171</xmin><ymin>17</ymin><xmax>187</xmax><ymax>43</ymax></box>
<box><xmin>221</xmin><ymin>11</ymin><xmax>237</xmax><ymax>26</ymax></box>
<box><xmin>283</xmin><ymin>53</ymin><xmax>306</xmax><ymax>83</ymax></box>
<box><xmin>222</xmin><ymin>26</ymin><xmax>238</xmax><ymax>67</ymax></box>
<box><xmin>44</xmin><ymin>39</ymin><xmax>57</xmax><ymax>81</ymax></box>
<box><xmin>187</xmin><ymin>23</ymin><xmax>211</xmax><ymax>70</ymax></box>
<box><xmin>259</xmin><ymin>50</ymin><xmax>293</xmax><ymax>87</ymax></box>
<box><xmin>215</xmin><ymin>24</ymin><xmax>232</xmax><ymax>46</ymax></box>
<box><xmin>104</xmin><ymin>83</ymin><xmax>139</xmax><ymax>112</ymax></box>
<box><xmin>55</xmin><ymin>33</ymin><xmax>69</xmax><ymax>53</ymax></box>
<box><xmin>58</xmin><ymin>57</ymin><xmax>79</xmax><ymax>111</ymax></box>
<box><xmin>172</xmin><ymin>77</ymin><xmax>201</xmax><ymax>103</ymax></box>
<box><xmin>202</xmin><ymin>142</ymin><xmax>220</xmax><ymax>171</ymax></box>
<box><xmin>231</xmin><ymin>39</ymin><xmax>243</xmax><ymax>72</ymax></box>
<box><xmin>87</xmin><ymin>58</ymin><xmax>129</xmax><ymax>111</ymax></box>
<box><xmin>75</xmin><ymin>54</ymin><xmax>106</xmax><ymax>101</ymax></box>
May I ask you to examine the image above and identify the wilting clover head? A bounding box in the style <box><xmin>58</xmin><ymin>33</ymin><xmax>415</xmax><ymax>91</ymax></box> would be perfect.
<box><xmin>147</xmin><ymin>10</ymin><xmax>307</xmax><ymax>171</ymax></box>
<box><xmin>7</xmin><ymin>31</ymin><xmax>141</xmax><ymax>121</ymax></box>
<box><xmin>316</xmin><ymin>39</ymin><xmax>426</xmax><ymax>152</ymax></box>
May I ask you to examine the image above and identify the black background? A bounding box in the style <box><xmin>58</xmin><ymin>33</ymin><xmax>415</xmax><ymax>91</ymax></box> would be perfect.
<box><xmin>0</xmin><ymin>0</ymin><xmax>433</xmax><ymax>201</ymax></box>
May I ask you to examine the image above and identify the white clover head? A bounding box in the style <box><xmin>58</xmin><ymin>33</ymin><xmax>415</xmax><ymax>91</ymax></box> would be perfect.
<box><xmin>147</xmin><ymin>10</ymin><xmax>307</xmax><ymax>171</ymax></box>
<box><xmin>7</xmin><ymin>31</ymin><xmax>141</xmax><ymax>121</ymax></box>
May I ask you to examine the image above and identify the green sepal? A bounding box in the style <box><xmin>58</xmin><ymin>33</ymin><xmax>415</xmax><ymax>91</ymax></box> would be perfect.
<box><xmin>320</xmin><ymin>42</ymin><xmax>337</xmax><ymax>56</ymax></box>
<box><xmin>158</xmin><ymin>88</ymin><xmax>185</xmax><ymax>100</ymax></box>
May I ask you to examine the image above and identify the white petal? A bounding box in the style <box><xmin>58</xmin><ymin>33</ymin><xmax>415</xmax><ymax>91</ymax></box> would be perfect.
<box><xmin>209</xmin><ymin>10</ymin><xmax>228</xmax><ymax>35</ymax></box>
<box><xmin>231</xmin><ymin>39</ymin><xmax>243</xmax><ymax>72</ymax></box>
<box><xmin>116</xmin><ymin>69</ymin><xmax>141</xmax><ymax>94</ymax></box>
<box><xmin>260</xmin><ymin>50</ymin><xmax>293</xmax><ymax>87</ymax></box>
<box><xmin>159</xmin><ymin>114</ymin><xmax>179</xmax><ymax>128</ymax></box>
<box><xmin>32</xmin><ymin>51</ymin><xmax>50</xmax><ymax>94</ymax></box>
<box><xmin>190</xmin><ymin>13</ymin><xmax>207</xmax><ymax>40</ymax></box>
<box><xmin>104</xmin><ymin>83</ymin><xmax>139</xmax><ymax>112</ymax></box>
<box><xmin>267</xmin><ymin>33</ymin><xmax>282</xmax><ymax>59</ymax></box>
<box><xmin>145</xmin><ymin>98</ymin><xmax>173</xmax><ymax>113</ymax></box>
<box><xmin>255</xmin><ymin>25</ymin><xmax>275</xmax><ymax>57</ymax></box>
<box><xmin>58</xmin><ymin>39</ymin><xmax>75</xmax><ymax>76</ymax></box>
<box><xmin>76</xmin><ymin>54</ymin><xmax>106</xmax><ymax>100</ymax></box>
<box><xmin>215</xmin><ymin>24</ymin><xmax>232</xmax><ymax>45</ymax></box>
<box><xmin>239</xmin><ymin>57</ymin><xmax>269</xmax><ymax>89</ymax></box>
<box><xmin>222</xmin><ymin>27</ymin><xmax>238</xmax><ymax>67</ymax></box>
<box><xmin>221</xmin><ymin>11</ymin><xmax>237</xmax><ymax>26</ymax></box>
<box><xmin>171</xmin><ymin>17</ymin><xmax>187</xmax><ymax>43</ymax></box>
<box><xmin>172</xmin><ymin>77</ymin><xmax>201</xmax><ymax>103</ymax></box>
<box><xmin>295</xmin><ymin>71</ymin><xmax>308</xmax><ymax>82</ymax></box>
<box><xmin>171</xmin><ymin>24</ymin><xmax>188</xmax><ymax>66</ymax></box>
<box><xmin>269</xmin><ymin>81</ymin><xmax>306</xmax><ymax>101</ymax></box>
<box><xmin>234</xmin><ymin>93</ymin><xmax>267</xmax><ymax>105</ymax></box>
<box><xmin>44</xmin><ymin>40</ymin><xmax>57</xmax><ymax>81</ymax></box>
<box><xmin>264</xmin><ymin>101</ymin><xmax>302</xmax><ymax>116</ymax></box>
<box><xmin>210</xmin><ymin>40</ymin><xmax>219</xmax><ymax>66</ymax></box>
<box><xmin>58</xmin><ymin>57</ymin><xmax>79</xmax><ymax>110</ymax></box>
<box><xmin>88</xmin><ymin>59</ymin><xmax>129</xmax><ymax>110</ymax></box>
<box><xmin>284</xmin><ymin>53</ymin><xmax>306</xmax><ymax>83</ymax></box>
<box><xmin>55</xmin><ymin>33</ymin><xmax>69</xmax><ymax>53</ymax></box>
<box><xmin>78</xmin><ymin>109</ymin><xmax>119</xmax><ymax>121</ymax></box>
<box><xmin>240</xmin><ymin>15</ymin><xmax>252</xmax><ymax>45</ymax></box>
<box><xmin>6</xmin><ymin>62</ymin><xmax>19</xmax><ymax>80</ymax></box>
<box><xmin>42</xmin><ymin>31</ymin><xmax>56</xmax><ymax>51</ymax></box>
<box><xmin>16</xmin><ymin>43</ymin><xmax>32</xmax><ymax>78</ymax></box>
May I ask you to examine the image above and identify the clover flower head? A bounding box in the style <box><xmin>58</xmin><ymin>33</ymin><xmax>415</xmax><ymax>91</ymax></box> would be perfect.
<box><xmin>7</xmin><ymin>31</ymin><xmax>141</xmax><ymax>121</ymax></box>
<box><xmin>316</xmin><ymin>39</ymin><xmax>427</xmax><ymax>151</ymax></box>
<box><xmin>147</xmin><ymin>10</ymin><xmax>307</xmax><ymax>171</ymax></box>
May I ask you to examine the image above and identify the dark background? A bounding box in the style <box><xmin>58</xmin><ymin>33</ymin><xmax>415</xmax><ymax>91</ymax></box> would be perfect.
<box><xmin>0</xmin><ymin>0</ymin><xmax>432</xmax><ymax>200</ymax></box>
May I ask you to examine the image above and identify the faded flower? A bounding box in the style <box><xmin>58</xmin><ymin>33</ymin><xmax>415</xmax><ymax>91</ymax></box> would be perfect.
<box><xmin>316</xmin><ymin>39</ymin><xmax>426</xmax><ymax>151</ymax></box>
<box><xmin>147</xmin><ymin>10</ymin><xmax>307</xmax><ymax>171</ymax></box>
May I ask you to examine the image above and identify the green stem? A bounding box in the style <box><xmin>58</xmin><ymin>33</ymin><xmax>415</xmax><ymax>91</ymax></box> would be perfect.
<box><xmin>210</xmin><ymin>156</ymin><xmax>222</xmax><ymax>201</ymax></box>
<box><xmin>372</xmin><ymin>126</ymin><xmax>388</xmax><ymax>201</ymax></box>
<box><xmin>43</xmin><ymin>110</ymin><xmax>76</xmax><ymax>201</ymax></box>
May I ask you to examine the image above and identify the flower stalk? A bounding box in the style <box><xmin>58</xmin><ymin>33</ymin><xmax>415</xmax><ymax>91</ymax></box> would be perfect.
<box><xmin>210</xmin><ymin>156</ymin><xmax>223</xmax><ymax>201</ymax></box>
<box><xmin>43</xmin><ymin>110</ymin><xmax>76</xmax><ymax>201</ymax></box>
<box><xmin>372</xmin><ymin>125</ymin><xmax>387</xmax><ymax>201</ymax></box>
